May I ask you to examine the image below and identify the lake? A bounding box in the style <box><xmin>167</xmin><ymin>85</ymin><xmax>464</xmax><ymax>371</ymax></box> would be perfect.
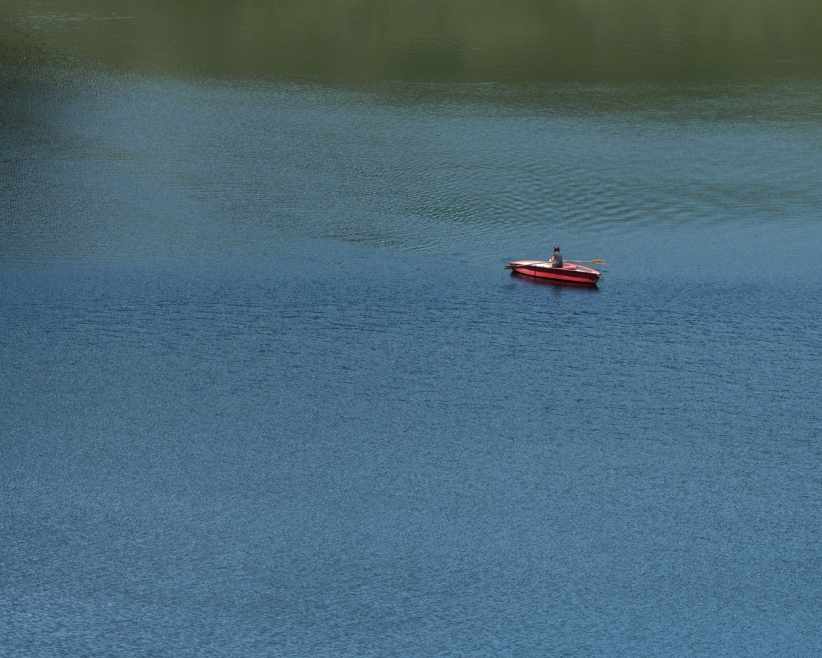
<box><xmin>2</xmin><ymin>4</ymin><xmax>822</xmax><ymax>656</ymax></box>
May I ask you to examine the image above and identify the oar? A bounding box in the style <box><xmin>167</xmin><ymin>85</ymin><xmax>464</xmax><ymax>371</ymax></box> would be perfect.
<box><xmin>573</xmin><ymin>258</ymin><xmax>607</xmax><ymax>265</ymax></box>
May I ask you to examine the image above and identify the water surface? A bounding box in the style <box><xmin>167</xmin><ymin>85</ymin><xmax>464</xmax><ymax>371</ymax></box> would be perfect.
<box><xmin>2</xmin><ymin>8</ymin><xmax>822</xmax><ymax>656</ymax></box>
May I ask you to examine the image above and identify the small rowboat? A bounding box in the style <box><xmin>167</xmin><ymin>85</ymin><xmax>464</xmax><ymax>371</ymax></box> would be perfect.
<box><xmin>505</xmin><ymin>260</ymin><xmax>600</xmax><ymax>286</ymax></box>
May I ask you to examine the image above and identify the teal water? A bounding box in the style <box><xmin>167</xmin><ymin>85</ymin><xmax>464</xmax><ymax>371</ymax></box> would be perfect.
<box><xmin>2</xmin><ymin>11</ymin><xmax>822</xmax><ymax>655</ymax></box>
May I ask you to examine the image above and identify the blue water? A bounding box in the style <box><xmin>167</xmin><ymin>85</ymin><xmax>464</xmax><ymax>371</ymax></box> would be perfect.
<box><xmin>2</xmin><ymin>68</ymin><xmax>822</xmax><ymax>656</ymax></box>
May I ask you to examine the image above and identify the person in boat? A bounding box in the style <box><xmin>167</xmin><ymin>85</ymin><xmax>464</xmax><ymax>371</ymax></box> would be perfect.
<box><xmin>548</xmin><ymin>245</ymin><xmax>563</xmax><ymax>268</ymax></box>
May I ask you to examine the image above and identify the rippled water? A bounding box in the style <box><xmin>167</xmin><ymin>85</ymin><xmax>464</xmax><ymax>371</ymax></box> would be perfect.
<box><xmin>3</xmin><ymin>64</ymin><xmax>822</xmax><ymax>656</ymax></box>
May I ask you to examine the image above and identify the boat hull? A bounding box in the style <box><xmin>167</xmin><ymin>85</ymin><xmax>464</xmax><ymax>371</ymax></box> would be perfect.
<box><xmin>505</xmin><ymin>260</ymin><xmax>600</xmax><ymax>286</ymax></box>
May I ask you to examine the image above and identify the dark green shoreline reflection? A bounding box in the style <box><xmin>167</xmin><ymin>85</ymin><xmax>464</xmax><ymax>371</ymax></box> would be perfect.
<box><xmin>3</xmin><ymin>0</ymin><xmax>822</xmax><ymax>81</ymax></box>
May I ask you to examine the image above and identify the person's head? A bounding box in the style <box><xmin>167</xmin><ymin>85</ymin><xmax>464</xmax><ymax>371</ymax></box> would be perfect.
<box><xmin>553</xmin><ymin>245</ymin><xmax>560</xmax><ymax>252</ymax></box>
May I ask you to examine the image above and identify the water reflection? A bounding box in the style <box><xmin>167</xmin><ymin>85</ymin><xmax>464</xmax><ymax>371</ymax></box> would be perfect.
<box><xmin>2</xmin><ymin>64</ymin><xmax>821</xmax><ymax>264</ymax></box>
<box><xmin>2</xmin><ymin>0</ymin><xmax>822</xmax><ymax>81</ymax></box>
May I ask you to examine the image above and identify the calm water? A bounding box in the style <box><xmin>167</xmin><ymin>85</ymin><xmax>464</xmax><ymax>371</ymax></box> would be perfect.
<box><xmin>3</xmin><ymin>9</ymin><xmax>822</xmax><ymax>656</ymax></box>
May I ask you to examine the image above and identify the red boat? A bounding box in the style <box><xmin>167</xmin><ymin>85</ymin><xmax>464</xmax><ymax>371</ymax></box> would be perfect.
<box><xmin>505</xmin><ymin>259</ymin><xmax>601</xmax><ymax>286</ymax></box>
